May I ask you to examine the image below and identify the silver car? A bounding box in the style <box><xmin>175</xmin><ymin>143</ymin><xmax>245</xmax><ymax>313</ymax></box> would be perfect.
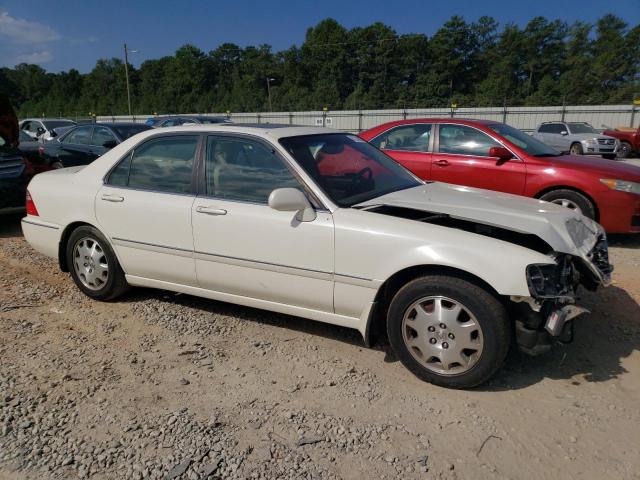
<box><xmin>532</xmin><ymin>122</ymin><xmax>618</xmax><ymax>159</ymax></box>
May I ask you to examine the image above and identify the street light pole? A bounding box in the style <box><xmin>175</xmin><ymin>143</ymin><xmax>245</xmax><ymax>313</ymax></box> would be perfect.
<box><xmin>266</xmin><ymin>77</ymin><xmax>275</xmax><ymax>112</ymax></box>
<box><xmin>124</xmin><ymin>43</ymin><xmax>132</xmax><ymax>117</ymax></box>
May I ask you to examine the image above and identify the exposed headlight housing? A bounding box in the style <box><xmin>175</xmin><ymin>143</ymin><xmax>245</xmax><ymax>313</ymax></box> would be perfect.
<box><xmin>583</xmin><ymin>138</ymin><xmax>598</xmax><ymax>146</ymax></box>
<box><xmin>526</xmin><ymin>258</ymin><xmax>576</xmax><ymax>298</ymax></box>
<box><xmin>600</xmin><ymin>179</ymin><xmax>640</xmax><ymax>195</ymax></box>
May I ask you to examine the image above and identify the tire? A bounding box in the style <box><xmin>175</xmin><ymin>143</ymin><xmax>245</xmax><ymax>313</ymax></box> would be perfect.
<box><xmin>386</xmin><ymin>275</ymin><xmax>510</xmax><ymax>389</ymax></box>
<box><xmin>569</xmin><ymin>143</ymin><xmax>584</xmax><ymax>155</ymax></box>
<box><xmin>66</xmin><ymin>226</ymin><xmax>128</xmax><ymax>301</ymax></box>
<box><xmin>602</xmin><ymin>154</ymin><xmax>617</xmax><ymax>160</ymax></box>
<box><xmin>539</xmin><ymin>189</ymin><xmax>596</xmax><ymax>219</ymax></box>
<box><xmin>617</xmin><ymin>141</ymin><xmax>633</xmax><ymax>159</ymax></box>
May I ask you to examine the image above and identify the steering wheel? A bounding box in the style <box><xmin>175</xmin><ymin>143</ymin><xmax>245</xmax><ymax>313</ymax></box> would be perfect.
<box><xmin>352</xmin><ymin>167</ymin><xmax>373</xmax><ymax>192</ymax></box>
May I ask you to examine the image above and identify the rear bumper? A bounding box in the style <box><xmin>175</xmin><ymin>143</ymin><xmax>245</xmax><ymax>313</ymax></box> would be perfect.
<box><xmin>21</xmin><ymin>217</ymin><xmax>62</xmax><ymax>259</ymax></box>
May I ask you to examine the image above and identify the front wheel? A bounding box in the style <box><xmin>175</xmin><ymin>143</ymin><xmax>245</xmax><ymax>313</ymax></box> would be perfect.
<box><xmin>569</xmin><ymin>143</ymin><xmax>584</xmax><ymax>155</ymax></box>
<box><xmin>617</xmin><ymin>141</ymin><xmax>633</xmax><ymax>159</ymax></box>
<box><xmin>539</xmin><ymin>189</ymin><xmax>596</xmax><ymax>220</ymax></box>
<box><xmin>386</xmin><ymin>275</ymin><xmax>510</xmax><ymax>389</ymax></box>
<box><xmin>66</xmin><ymin>226</ymin><xmax>128</xmax><ymax>301</ymax></box>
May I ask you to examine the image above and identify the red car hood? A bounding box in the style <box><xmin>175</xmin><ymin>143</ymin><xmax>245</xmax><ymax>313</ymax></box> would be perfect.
<box><xmin>542</xmin><ymin>155</ymin><xmax>640</xmax><ymax>181</ymax></box>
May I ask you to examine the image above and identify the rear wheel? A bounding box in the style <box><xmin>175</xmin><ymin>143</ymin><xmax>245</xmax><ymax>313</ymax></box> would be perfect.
<box><xmin>66</xmin><ymin>226</ymin><xmax>128</xmax><ymax>301</ymax></box>
<box><xmin>617</xmin><ymin>141</ymin><xmax>633</xmax><ymax>159</ymax></box>
<box><xmin>539</xmin><ymin>189</ymin><xmax>596</xmax><ymax>220</ymax></box>
<box><xmin>386</xmin><ymin>275</ymin><xmax>510</xmax><ymax>389</ymax></box>
<box><xmin>569</xmin><ymin>143</ymin><xmax>584</xmax><ymax>155</ymax></box>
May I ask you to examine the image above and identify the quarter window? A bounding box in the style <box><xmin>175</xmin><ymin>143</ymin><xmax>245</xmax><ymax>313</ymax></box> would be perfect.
<box><xmin>205</xmin><ymin>136</ymin><xmax>300</xmax><ymax>203</ymax></box>
<box><xmin>438</xmin><ymin>124</ymin><xmax>500</xmax><ymax>157</ymax></box>
<box><xmin>63</xmin><ymin>126</ymin><xmax>92</xmax><ymax>145</ymax></box>
<box><xmin>108</xmin><ymin>135</ymin><xmax>197</xmax><ymax>194</ymax></box>
<box><xmin>371</xmin><ymin>124</ymin><xmax>432</xmax><ymax>152</ymax></box>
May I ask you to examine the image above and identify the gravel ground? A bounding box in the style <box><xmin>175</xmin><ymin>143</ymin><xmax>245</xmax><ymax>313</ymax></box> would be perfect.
<box><xmin>1</xmin><ymin>214</ymin><xmax>639</xmax><ymax>480</ymax></box>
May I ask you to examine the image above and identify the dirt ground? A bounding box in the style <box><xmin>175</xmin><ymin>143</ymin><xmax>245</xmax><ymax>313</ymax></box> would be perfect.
<box><xmin>1</xmin><ymin>213</ymin><xmax>639</xmax><ymax>480</ymax></box>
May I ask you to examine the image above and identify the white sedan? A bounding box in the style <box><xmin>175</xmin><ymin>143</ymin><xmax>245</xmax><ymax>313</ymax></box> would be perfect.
<box><xmin>22</xmin><ymin>125</ymin><xmax>612</xmax><ymax>388</ymax></box>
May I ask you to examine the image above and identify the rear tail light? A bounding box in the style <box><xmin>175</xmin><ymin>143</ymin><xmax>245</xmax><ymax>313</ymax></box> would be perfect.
<box><xmin>26</xmin><ymin>190</ymin><xmax>39</xmax><ymax>216</ymax></box>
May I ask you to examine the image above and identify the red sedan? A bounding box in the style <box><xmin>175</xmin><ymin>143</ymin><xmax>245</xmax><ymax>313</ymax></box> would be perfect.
<box><xmin>360</xmin><ymin>119</ymin><xmax>640</xmax><ymax>233</ymax></box>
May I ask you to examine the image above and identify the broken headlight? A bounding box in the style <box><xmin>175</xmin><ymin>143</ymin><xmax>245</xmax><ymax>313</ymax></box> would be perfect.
<box><xmin>526</xmin><ymin>257</ymin><xmax>576</xmax><ymax>298</ymax></box>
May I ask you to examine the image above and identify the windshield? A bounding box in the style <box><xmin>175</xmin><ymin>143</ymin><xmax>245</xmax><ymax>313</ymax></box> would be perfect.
<box><xmin>489</xmin><ymin>123</ymin><xmax>560</xmax><ymax>157</ymax></box>
<box><xmin>113</xmin><ymin>125</ymin><xmax>151</xmax><ymax>140</ymax></box>
<box><xmin>42</xmin><ymin>120</ymin><xmax>76</xmax><ymax>130</ymax></box>
<box><xmin>280</xmin><ymin>134</ymin><xmax>421</xmax><ymax>207</ymax></box>
<box><xmin>568</xmin><ymin>123</ymin><xmax>595</xmax><ymax>134</ymax></box>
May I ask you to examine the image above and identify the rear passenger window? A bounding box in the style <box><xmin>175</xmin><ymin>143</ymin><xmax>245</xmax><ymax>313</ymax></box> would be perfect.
<box><xmin>371</xmin><ymin>124</ymin><xmax>432</xmax><ymax>152</ymax></box>
<box><xmin>107</xmin><ymin>135</ymin><xmax>197</xmax><ymax>194</ymax></box>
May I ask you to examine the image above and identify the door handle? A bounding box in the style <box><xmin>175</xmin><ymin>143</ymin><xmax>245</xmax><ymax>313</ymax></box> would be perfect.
<box><xmin>196</xmin><ymin>206</ymin><xmax>227</xmax><ymax>216</ymax></box>
<box><xmin>101</xmin><ymin>194</ymin><xmax>124</xmax><ymax>203</ymax></box>
<box><xmin>435</xmin><ymin>159</ymin><xmax>450</xmax><ymax>167</ymax></box>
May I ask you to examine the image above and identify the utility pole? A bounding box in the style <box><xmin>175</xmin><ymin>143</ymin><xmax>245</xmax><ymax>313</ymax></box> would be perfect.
<box><xmin>124</xmin><ymin>44</ymin><xmax>132</xmax><ymax>116</ymax></box>
<box><xmin>266</xmin><ymin>77</ymin><xmax>275</xmax><ymax>112</ymax></box>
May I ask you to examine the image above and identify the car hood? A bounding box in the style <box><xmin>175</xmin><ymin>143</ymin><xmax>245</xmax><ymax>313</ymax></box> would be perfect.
<box><xmin>540</xmin><ymin>154</ymin><xmax>640</xmax><ymax>180</ymax></box>
<box><xmin>355</xmin><ymin>183</ymin><xmax>602</xmax><ymax>256</ymax></box>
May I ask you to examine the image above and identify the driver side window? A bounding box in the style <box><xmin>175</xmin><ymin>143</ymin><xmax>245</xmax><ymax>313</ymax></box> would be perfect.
<box><xmin>438</xmin><ymin>124</ymin><xmax>500</xmax><ymax>157</ymax></box>
<box><xmin>205</xmin><ymin>136</ymin><xmax>300</xmax><ymax>203</ymax></box>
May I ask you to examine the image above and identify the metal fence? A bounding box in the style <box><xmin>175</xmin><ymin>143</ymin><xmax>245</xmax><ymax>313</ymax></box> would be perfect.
<box><xmin>96</xmin><ymin>104</ymin><xmax>639</xmax><ymax>133</ymax></box>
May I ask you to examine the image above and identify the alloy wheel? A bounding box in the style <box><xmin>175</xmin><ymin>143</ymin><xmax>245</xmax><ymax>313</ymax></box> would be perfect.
<box><xmin>550</xmin><ymin>198</ymin><xmax>581</xmax><ymax>213</ymax></box>
<box><xmin>401</xmin><ymin>296</ymin><xmax>483</xmax><ymax>375</ymax></box>
<box><xmin>73</xmin><ymin>237</ymin><xmax>109</xmax><ymax>291</ymax></box>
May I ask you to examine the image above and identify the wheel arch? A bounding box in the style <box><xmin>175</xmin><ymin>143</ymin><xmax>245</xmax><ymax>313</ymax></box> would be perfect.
<box><xmin>534</xmin><ymin>185</ymin><xmax>600</xmax><ymax>222</ymax></box>
<box><xmin>363</xmin><ymin>264</ymin><xmax>504</xmax><ymax>347</ymax></box>
<box><xmin>58</xmin><ymin>221</ymin><xmax>100</xmax><ymax>272</ymax></box>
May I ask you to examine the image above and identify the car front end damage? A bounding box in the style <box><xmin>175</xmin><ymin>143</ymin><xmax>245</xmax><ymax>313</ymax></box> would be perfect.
<box><xmin>512</xmin><ymin>228</ymin><xmax>613</xmax><ymax>355</ymax></box>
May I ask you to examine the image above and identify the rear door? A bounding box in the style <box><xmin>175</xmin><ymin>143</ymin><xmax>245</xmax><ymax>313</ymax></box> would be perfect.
<box><xmin>56</xmin><ymin>126</ymin><xmax>93</xmax><ymax>166</ymax></box>
<box><xmin>95</xmin><ymin>134</ymin><xmax>200</xmax><ymax>286</ymax></box>
<box><xmin>430</xmin><ymin>123</ymin><xmax>526</xmax><ymax>195</ymax></box>
<box><xmin>369</xmin><ymin>123</ymin><xmax>433</xmax><ymax>180</ymax></box>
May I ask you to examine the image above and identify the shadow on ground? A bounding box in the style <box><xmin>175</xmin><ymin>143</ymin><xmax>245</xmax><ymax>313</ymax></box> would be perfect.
<box><xmin>0</xmin><ymin>213</ymin><xmax>23</xmax><ymax>238</ymax></box>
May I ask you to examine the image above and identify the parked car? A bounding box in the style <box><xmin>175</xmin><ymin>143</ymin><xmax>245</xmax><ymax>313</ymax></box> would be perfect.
<box><xmin>19</xmin><ymin>118</ymin><xmax>77</xmax><ymax>142</ymax></box>
<box><xmin>602</xmin><ymin>125</ymin><xmax>640</xmax><ymax>159</ymax></box>
<box><xmin>151</xmin><ymin>115</ymin><xmax>232</xmax><ymax>128</ymax></box>
<box><xmin>43</xmin><ymin>123</ymin><xmax>152</xmax><ymax>168</ymax></box>
<box><xmin>360</xmin><ymin>119</ymin><xmax>640</xmax><ymax>233</ymax></box>
<box><xmin>22</xmin><ymin>125</ymin><xmax>612</xmax><ymax>388</ymax></box>
<box><xmin>531</xmin><ymin>121</ymin><xmax>618</xmax><ymax>159</ymax></box>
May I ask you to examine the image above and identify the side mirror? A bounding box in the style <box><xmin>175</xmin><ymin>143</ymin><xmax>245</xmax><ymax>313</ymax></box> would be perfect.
<box><xmin>36</xmin><ymin>127</ymin><xmax>45</xmax><ymax>135</ymax></box>
<box><xmin>102</xmin><ymin>139</ymin><xmax>117</xmax><ymax>149</ymax></box>
<box><xmin>268</xmin><ymin>188</ymin><xmax>316</xmax><ymax>222</ymax></box>
<box><xmin>560</xmin><ymin>130</ymin><xmax>568</xmax><ymax>136</ymax></box>
<box><xmin>489</xmin><ymin>146</ymin><xmax>513</xmax><ymax>161</ymax></box>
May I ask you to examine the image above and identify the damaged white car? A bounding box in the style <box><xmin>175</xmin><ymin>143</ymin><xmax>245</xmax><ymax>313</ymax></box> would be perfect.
<box><xmin>21</xmin><ymin>126</ymin><xmax>612</xmax><ymax>388</ymax></box>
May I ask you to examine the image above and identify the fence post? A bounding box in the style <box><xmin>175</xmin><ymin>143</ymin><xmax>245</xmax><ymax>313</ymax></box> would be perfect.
<box><xmin>289</xmin><ymin>112</ymin><xmax>293</xmax><ymax>125</ymax></box>
<box><xmin>403</xmin><ymin>108</ymin><xmax>407</xmax><ymax>120</ymax></box>
<box><xmin>322</xmin><ymin>110</ymin><xmax>327</xmax><ymax>128</ymax></box>
<box><xmin>257</xmin><ymin>113</ymin><xmax>261</xmax><ymax>124</ymax></box>
<box><xmin>561</xmin><ymin>96</ymin><xmax>567</xmax><ymax>122</ymax></box>
<box><xmin>358</xmin><ymin>110</ymin><xmax>363</xmax><ymax>132</ymax></box>
<box><xmin>630</xmin><ymin>96</ymin><xmax>637</xmax><ymax>128</ymax></box>
<box><xmin>502</xmin><ymin>97</ymin><xmax>508</xmax><ymax>124</ymax></box>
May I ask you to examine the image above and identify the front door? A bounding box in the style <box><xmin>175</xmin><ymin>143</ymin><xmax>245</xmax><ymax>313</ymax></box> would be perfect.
<box><xmin>57</xmin><ymin>126</ymin><xmax>93</xmax><ymax>167</ymax></box>
<box><xmin>430</xmin><ymin>123</ymin><xmax>526</xmax><ymax>195</ymax></box>
<box><xmin>95</xmin><ymin>134</ymin><xmax>200</xmax><ymax>286</ymax></box>
<box><xmin>192</xmin><ymin>134</ymin><xmax>334</xmax><ymax>312</ymax></box>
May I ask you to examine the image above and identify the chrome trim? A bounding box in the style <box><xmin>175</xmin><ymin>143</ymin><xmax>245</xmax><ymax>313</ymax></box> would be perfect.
<box><xmin>109</xmin><ymin>236</ymin><xmax>375</xmax><ymax>286</ymax></box>
<box><xmin>21</xmin><ymin>219</ymin><xmax>59</xmax><ymax>230</ymax></box>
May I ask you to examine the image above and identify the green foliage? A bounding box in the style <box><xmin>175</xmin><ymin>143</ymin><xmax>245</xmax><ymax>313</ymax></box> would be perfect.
<box><xmin>5</xmin><ymin>14</ymin><xmax>639</xmax><ymax>117</ymax></box>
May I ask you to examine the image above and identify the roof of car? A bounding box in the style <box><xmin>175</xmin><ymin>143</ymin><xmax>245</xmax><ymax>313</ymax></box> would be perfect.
<box><xmin>20</xmin><ymin>118</ymin><xmax>76</xmax><ymax>122</ymax></box>
<box><xmin>133</xmin><ymin>124</ymin><xmax>341</xmax><ymax>140</ymax></box>
<box><xmin>94</xmin><ymin>122</ymin><xmax>150</xmax><ymax>128</ymax></box>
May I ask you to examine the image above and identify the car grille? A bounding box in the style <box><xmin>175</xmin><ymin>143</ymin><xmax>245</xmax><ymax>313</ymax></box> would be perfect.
<box><xmin>597</xmin><ymin>138</ymin><xmax>615</xmax><ymax>146</ymax></box>
<box><xmin>0</xmin><ymin>159</ymin><xmax>25</xmax><ymax>179</ymax></box>
<box><xmin>588</xmin><ymin>235</ymin><xmax>613</xmax><ymax>278</ymax></box>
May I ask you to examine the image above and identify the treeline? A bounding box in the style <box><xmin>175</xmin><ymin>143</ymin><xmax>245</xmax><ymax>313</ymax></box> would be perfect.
<box><xmin>1</xmin><ymin>14</ymin><xmax>638</xmax><ymax>117</ymax></box>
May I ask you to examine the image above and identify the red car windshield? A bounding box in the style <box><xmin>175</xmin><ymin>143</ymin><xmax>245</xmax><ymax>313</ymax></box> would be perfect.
<box><xmin>489</xmin><ymin>123</ymin><xmax>561</xmax><ymax>157</ymax></box>
<box><xmin>280</xmin><ymin>133</ymin><xmax>421</xmax><ymax>207</ymax></box>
